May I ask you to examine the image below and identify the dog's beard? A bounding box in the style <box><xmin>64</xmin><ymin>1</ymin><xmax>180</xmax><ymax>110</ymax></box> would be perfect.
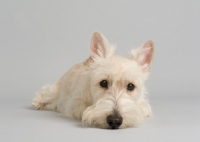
<box><xmin>82</xmin><ymin>92</ymin><xmax>144</xmax><ymax>129</ymax></box>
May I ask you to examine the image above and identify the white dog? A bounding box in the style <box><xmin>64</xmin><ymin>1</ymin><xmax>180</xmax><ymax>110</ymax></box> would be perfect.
<box><xmin>32</xmin><ymin>32</ymin><xmax>154</xmax><ymax>129</ymax></box>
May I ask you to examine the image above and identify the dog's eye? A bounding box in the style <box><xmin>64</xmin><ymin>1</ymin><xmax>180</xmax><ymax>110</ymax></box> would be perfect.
<box><xmin>100</xmin><ymin>80</ymin><xmax>108</xmax><ymax>88</ymax></box>
<box><xmin>127</xmin><ymin>83</ymin><xmax>135</xmax><ymax>91</ymax></box>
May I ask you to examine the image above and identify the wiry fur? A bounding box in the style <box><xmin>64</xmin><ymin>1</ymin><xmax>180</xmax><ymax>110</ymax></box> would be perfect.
<box><xmin>32</xmin><ymin>32</ymin><xmax>154</xmax><ymax>129</ymax></box>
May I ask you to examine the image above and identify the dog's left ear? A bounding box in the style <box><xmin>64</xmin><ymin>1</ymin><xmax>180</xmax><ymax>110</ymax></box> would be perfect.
<box><xmin>132</xmin><ymin>40</ymin><xmax>154</xmax><ymax>73</ymax></box>
<box><xmin>90</xmin><ymin>32</ymin><xmax>114</xmax><ymax>60</ymax></box>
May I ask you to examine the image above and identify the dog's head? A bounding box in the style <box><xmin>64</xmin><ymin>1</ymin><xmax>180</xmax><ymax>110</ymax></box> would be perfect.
<box><xmin>82</xmin><ymin>32</ymin><xmax>154</xmax><ymax>129</ymax></box>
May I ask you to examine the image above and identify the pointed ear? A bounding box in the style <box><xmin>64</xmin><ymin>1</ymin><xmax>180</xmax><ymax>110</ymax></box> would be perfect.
<box><xmin>90</xmin><ymin>32</ymin><xmax>114</xmax><ymax>60</ymax></box>
<box><xmin>132</xmin><ymin>40</ymin><xmax>154</xmax><ymax>73</ymax></box>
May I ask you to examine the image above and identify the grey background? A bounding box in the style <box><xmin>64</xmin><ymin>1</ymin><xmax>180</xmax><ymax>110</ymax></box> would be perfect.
<box><xmin>1</xmin><ymin>0</ymin><xmax>200</xmax><ymax>142</ymax></box>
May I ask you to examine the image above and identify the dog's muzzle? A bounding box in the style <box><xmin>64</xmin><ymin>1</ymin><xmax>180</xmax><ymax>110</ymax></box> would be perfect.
<box><xmin>107</xmin><ymin>114</ymin><xmax>123</xmax><ymax>129</ymax></box>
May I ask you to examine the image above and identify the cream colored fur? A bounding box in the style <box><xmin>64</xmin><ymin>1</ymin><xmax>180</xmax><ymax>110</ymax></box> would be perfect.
<box><xmin>32</xmin><ymin>32</ymin><xmax>154</xmax><ymax>129</ymax></box>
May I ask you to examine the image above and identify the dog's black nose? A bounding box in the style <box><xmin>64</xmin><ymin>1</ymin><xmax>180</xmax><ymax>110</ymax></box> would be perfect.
<box><xmin>107</xmin><ymin>114</ymin><xmax>123</xmax><ymax>129</ymax></box>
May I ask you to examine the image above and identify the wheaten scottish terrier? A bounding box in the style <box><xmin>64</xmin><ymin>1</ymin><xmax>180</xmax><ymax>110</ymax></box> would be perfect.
<box><xmin>32</xmin><ymin>32</ymin><xmax>154</xmax><ymax>129</ymax></box>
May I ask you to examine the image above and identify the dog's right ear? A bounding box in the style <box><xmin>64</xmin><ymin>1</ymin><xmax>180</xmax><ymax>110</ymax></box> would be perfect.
<box><xmin>131</xmin><ymin>40</ymin><xmax>154</xmax><ymax>73</ymax></box>
<box><xmin>90</xmin><ymin>32</ymin><xmax>115</xmax><ymax>60</ymax></box>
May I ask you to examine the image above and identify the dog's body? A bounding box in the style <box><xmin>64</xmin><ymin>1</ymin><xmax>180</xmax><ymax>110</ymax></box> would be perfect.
<box><xmin>32</xmin><ymin>32</ymin><xmax>154</xmax><ymax>129</ymax></box>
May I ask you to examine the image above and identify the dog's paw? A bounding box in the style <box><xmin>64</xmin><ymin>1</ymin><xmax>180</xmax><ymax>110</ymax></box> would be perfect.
<box><xmin>32</xmin><ymin>100</ymin><xmax>45</xmax><ymax>109</ymax></box>
<box><xmin>140</xmin><ymin>106</ymin><xmax>153</xmax><ymax>117</ymax></box>
<box><xmin>32</xmin><ymin>94</ymin><xmax>46</xmax><ymax>110</ymax></box>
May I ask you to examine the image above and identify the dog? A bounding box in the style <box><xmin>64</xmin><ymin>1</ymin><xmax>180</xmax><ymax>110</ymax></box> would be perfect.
<box><xmin>32</xmin><ymin>32</ymin><xmax>154</xmax><ymax>129</ymax></box>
